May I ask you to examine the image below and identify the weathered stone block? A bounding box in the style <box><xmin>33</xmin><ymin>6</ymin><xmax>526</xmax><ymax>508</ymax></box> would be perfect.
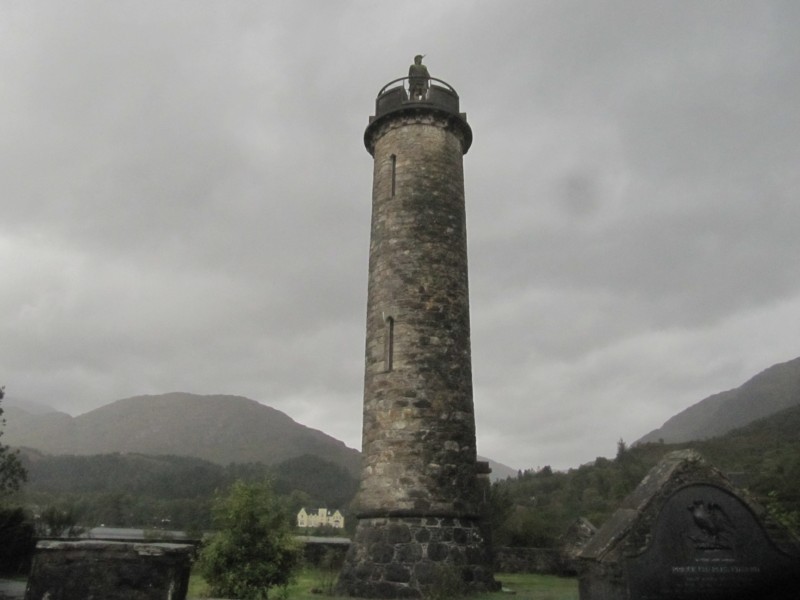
<box><xmin>396</xmin><ymin>543</ymin><xmax>422</xmax><ymax>563</ymax></box>
<box><xmin>368</xmin><ymin>542</ymin><xmax>395</xmax><ymax>564</ymax></box>
<box><xmin>384</xmin><ymin>563</ymin><xmax>411</xmax><ymax>583</ymax></box>
<box><xmin>413</xmin><ymin>561</ymin><xmax>436</xmax><ymax>585</ymax></box>
<box><xmin>387</xmin><ymin>523</ymin><xmax>412</xmax><ymax>544</ymax></box>
<box><xmin>24</xmin><ymin>540</ymin><xmax>192</xmax><ymax>600</ymax></box>
<box><xmin>427</xmin><ymin>542</ymin><xmax>448</xmax><ymax>562</ymax></box>
<box><xmin>414</xmin><ymin>528</ymin><xmax>430</xmax><ymax>543</ymax></box>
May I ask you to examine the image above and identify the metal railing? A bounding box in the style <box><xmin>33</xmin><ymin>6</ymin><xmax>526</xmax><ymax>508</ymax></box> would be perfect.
<box><xmin>373</xmin><ymin>76</ymin><xmax>461</xmax><ymax>119</ymax></box>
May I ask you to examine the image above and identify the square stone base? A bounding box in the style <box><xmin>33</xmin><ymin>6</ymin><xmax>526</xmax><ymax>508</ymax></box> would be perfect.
<box><xmin>336</xmin><ymin>515</ymin><xmax>496</xmax><ymax>598</ymax></box>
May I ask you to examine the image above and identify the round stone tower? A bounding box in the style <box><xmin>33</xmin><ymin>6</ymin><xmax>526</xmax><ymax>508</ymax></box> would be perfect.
<box><xmin>337</xmin><ymin>64</ymin><xmax>495</xmax><ymax>598</ymax></box>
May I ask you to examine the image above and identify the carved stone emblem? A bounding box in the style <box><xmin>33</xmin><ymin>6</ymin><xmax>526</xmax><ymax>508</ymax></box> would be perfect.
<box><xmin>686</xmin><ymin>499</ymin><xmax>735</xmax><ymax>551</ymax></box>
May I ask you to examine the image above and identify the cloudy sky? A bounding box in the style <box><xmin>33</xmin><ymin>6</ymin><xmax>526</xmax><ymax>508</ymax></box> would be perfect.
<box><xmin>2</xmin><ymin>1</ymin><xmax>799</xmax><ymax>471</ymax></box>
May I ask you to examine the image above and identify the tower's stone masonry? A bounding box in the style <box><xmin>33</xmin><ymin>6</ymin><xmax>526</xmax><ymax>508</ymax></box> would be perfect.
<box><xmin>359</xmin><ymin>114</ymin><xmax>477</xmax><ymax>517</ymax></box>
<box><xmin>337</xmin><ymin>73</ymin><xmax>495</xmax><ymax>598</ymax></box>
<box><xmin>338</xmin><ymin>516</ymin><xmax>492</xmax><ymax>598</ymax></box>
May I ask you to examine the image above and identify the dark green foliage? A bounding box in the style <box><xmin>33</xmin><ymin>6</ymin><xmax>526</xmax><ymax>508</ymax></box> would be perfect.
<box><xmin>21</xmin><ymin>453</ymin><xmax>223</xmax><ymax>531</ymax></box>
<box><xmin>198</xmin><ymin>480</ymin><xmax>301</xmax><ymax>600</ymax></box>
<box><xmin>0</xmin><ymin>507</ymin><xmax>35</xmax><ymax>575</ymax></box>
<box><xmin>272</xmin><ymin>454</ymin><xmax>359</xmax><ymax>510</ymax></box>
<box><xmin>20</xmin><ymin>451</ymin><xmax>358</xmax><ymax>531</ymax></box>
<box><xmin>37</xmin><ymin>505</ymin><xmax>84</xmax><ymax>537</ymax></box>
<box><xmin>307</xmin><ymin>548</ymin><xmax>345</xmax><ymax>595</ymax></box>
<box><xmin>25</xmin><ymin>452</ymin><xmax>227</xmax><ymax>497</ymax></box>
<box><xmin>426</xmin><ymin>563</ymin><xmax>468</xmax><ymax>600</ymax></box>
<box><xmin>493</xmin><ymin>405</ymin><xmax>800</xmax><ymax>546</ymax></box>
<box><xmin>0</xmin><ymin>387</ymin><xmax>27</xmax><ymax>496</ymax></box>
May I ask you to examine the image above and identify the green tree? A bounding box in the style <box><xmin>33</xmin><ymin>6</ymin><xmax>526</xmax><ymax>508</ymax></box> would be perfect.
<box><xmin>198</xmin><ymin>480</ymin><xmax>301</xmax><ymax>599</ymax></box>
<box><xmin>0</xmin><ymin>507</ymin><xmax>35</xmax><ymax>575</ymax></box>
<box><xmin>37</xmin><ymin>506</ymin><xmax>84</xmax><ymax>538</ymax></box>
<box><xmin>0</xmin><ymin>387</ymin><xmax>26</xmax><ymax>496</ymax></box>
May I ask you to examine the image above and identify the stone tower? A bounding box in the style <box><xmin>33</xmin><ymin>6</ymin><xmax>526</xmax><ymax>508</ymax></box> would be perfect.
<box><xmin>337</xmin><ymin>62</ymin><xmax>495</xmax><ymax>598</ymax></box>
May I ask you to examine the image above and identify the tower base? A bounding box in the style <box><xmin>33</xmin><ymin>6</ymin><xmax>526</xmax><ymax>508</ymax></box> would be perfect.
<box><xmin>336</xmin><ymin>515</ymin><xmax>497</xmax><ymax>598</ymax></box>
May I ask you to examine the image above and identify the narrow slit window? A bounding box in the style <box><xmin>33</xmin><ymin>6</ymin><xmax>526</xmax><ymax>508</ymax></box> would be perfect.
<box><xmin>384</xmin><ymin>316</ymin><xmax>394</xmax><ymax>372</ymax></box>
<box><xmin>390</xmin><ymin>154</ymin><xmax>397</xmax><ymax>197</ymax></box>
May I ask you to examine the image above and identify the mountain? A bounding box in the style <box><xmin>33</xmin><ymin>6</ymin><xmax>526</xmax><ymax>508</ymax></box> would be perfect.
<box><xmin>4</xmin><ymin>393</ymin><xmax>361</xmax><ymax>475</ymax></box>
<box><xmin>2</xmin><ymin>397</ymin><xmax>58</xmax><ymax>415</ymax></box>
<box><xmin>637</xmin><ymin>356</ymin><xmax>800</xmax><ymax>445</ymax></box>
<box><xmin>481</xmin><ymin>456</ymin><xmax>518</xmax><ymax>481</ymax></box>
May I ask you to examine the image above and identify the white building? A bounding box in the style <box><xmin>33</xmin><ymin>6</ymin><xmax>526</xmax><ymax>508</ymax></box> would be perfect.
<box><xmin>297</xmin><ymin>507</ymin><xmax>345</xmax><ymax>529</ymax></box>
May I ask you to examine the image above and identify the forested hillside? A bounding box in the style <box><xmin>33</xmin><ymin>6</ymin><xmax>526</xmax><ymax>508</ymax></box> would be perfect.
<box><xmin>15</xmin><ymin>406</ymin><xmax>800</xmax><ymax>547</ymax></box>
<box><xmin>19</xmin><ymin>450</ymin><xmax>359</xmax><ymax>534</ymax></box>
<box><xmin>491</xmin><ymin>404</ymin><xmax>800</xmax><ymax>547</ymax></box>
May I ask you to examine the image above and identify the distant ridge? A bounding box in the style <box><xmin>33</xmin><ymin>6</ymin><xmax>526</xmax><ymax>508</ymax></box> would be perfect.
<box><xmin>5</xmin><ymin>392</ymin><xmax>361</xmax><ymax>475</ymax></box>
<box><xmin>637</xmin><ymin>356</ymin><xmax>800</xmax><ymax>445</ymax></box>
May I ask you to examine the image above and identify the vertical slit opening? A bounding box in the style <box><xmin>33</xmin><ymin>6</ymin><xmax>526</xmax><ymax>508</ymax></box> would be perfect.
<box><xmin>390</xmin><ymin>154</ymin><xmax>396</xmax><ymax>197</ymax></box>
<box><xmin>384</xmin><ymin>316</ymin><xmax>394</xmax><ymax>372</ymax></box>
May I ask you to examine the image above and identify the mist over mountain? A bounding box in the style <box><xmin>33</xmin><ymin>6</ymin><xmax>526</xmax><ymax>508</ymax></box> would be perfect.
<box><xmin>8</xmin><ymin>353</ymin><xmax>797</xmax><ymax>482</ymax></box>
<box><xmin>637</xmin><ymin>356</ymin><xmax>800</xmax><ymax>445</ymax></box>
<box><xmin>5</xmin><ymin>392</ymin><xmax>361</xmax><ymax>475</ymax></box>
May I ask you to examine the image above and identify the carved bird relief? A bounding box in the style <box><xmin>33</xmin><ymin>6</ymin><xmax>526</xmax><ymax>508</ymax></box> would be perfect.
<box><xmin>687</xmin><ymin>499</ymin><xmax>735</xmax><ymax>550</ymax></box>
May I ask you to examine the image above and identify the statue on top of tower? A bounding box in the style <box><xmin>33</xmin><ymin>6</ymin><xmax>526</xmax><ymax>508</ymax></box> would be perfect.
<box><xmin>408</xmin><ymin>54</ymin><xmax>430</xmax><ymax>101</ymax></box>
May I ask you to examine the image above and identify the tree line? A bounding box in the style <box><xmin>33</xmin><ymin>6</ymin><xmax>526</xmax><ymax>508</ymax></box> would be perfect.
<box><xmin>490</xmin><ymin>404</ymin><xmax>800</xmax><ymax>547</ymax></box>
<box><xmin>17</xmin><ymin>450</ymin><xmax>359</xmax><ymax>535</ymax></box>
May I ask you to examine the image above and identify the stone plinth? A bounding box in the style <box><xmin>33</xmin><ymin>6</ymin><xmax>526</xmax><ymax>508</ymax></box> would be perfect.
<box><xmin>337</xmin><ymin>516</ymin><xmax>494</xmax><ymax>598</ymax></box>
<box><xmin>24</xmin><ymin>540</ymin><xmax>193</xmax><ymax>600</ymax></box>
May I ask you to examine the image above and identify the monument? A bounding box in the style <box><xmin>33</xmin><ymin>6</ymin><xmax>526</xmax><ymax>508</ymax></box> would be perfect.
<box><xmin>336</xmin><ymin>59</ymin><xmax>495</xmax><ymax>598</ymax></box>
<box><xmin>578</xmin><ymin>450</ymin><xmax>800</xmax><ymax>600</ymax></box>
<box><xmin>25</xmin><ymin>540</ymin><xmax>193</xmax><ymax>600</ymax></box>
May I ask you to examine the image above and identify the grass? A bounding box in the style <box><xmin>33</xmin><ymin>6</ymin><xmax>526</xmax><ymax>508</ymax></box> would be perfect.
<box><xmin>188</xmin><ymin>569</ymin><xmax>578</xmax><ymax>600</ymax></box>
<box><xmin>488</xmin><ymin>573</ymin><xmax>578</xmax><ymax>600</ymax></box>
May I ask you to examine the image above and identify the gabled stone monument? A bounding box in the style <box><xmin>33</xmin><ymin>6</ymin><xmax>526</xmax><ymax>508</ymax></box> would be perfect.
<box><xmin>336</xmin><ymin>58</ymin><xmax>495</xmax><ymax>598</ymax></box>
<box><xmin>578</xmin><ymin>450</ymin><xmax>800</xmax><ymax>600</ymax></box>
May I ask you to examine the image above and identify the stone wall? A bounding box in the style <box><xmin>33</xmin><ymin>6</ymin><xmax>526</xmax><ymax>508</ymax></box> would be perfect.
<box><xmin>24</xmin><ymin>540</ymin><xmax>193</xmax><ymax>600</ymax></box>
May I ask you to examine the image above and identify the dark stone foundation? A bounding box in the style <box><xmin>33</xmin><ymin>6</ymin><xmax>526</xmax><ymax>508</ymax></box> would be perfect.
<box><xmin>336</xmin><ymin>515</ymin><xmax>495</xmax><ymax>598</ymax></box>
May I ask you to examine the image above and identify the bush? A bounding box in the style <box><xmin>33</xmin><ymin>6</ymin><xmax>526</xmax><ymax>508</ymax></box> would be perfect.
<box><xmin>198</xmin><ymin>480</ymin><xmax>301</xmax><ymax>599</ymax></box>
<box><xmin>0</xmin><ymin>507</ymin><xmax>36</xmax><ymax>575</ymax></box>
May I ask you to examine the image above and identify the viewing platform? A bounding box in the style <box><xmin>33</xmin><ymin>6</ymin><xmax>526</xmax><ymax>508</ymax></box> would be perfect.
<box><xmin>365</xmin><ymin>76</ymin><xmax>472</xmax><ymax>154</ymax></box>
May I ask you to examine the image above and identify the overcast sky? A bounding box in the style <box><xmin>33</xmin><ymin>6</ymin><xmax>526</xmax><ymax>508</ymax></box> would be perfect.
<box><xmin>2</xmin><ymin>1</ymin><xmax>799</xmax><ymax>471</ymax></box>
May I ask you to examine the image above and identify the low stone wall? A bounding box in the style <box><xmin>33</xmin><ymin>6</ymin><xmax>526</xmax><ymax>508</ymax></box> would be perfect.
<box><xmin>25</xmin><ymin>540</ymin><xmax>193</xmax><ymax>600</ymax></box>
<box><xmin>494</xmin><ymin>547</ymin><xmax>572</xmax><ymax>575</ymax></box>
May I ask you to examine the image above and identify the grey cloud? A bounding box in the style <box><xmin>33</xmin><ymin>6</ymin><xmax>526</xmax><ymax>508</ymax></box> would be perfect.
<box><xmin>2</xmin><ymin>1</ymin><xmax>799</xmax><ymax>470</ymax></box>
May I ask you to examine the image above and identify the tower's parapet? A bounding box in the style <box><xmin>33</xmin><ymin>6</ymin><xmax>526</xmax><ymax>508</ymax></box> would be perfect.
<box><xmin>364</xmin><ymin>77</ymin><xmax>473</xmax><ymax>156</ymax></box>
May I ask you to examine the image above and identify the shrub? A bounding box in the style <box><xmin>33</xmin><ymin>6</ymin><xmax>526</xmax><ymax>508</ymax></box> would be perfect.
<box><xmin>198</xmin><ymin>480</ymin><xmax>301</xmax><ymax>599</ymax></box>
<box><xmin>0</xmin><ymin>507</ymin><xmax>36</xmax><ymax>575</ymax></box>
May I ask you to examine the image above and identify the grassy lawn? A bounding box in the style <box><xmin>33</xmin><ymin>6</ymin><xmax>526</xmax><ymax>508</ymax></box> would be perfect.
<box><xmin>188</xmin><ymin>569</ymin><xmax>578</xmax><ymax>600</ymax></box>
<box><xmin>489</xmin><ymin>573</ymin><xmax>578</xmax><ymax>600</ymax></box>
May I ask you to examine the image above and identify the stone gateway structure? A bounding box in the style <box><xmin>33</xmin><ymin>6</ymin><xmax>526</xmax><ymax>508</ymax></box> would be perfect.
<box><xmin>336</xmin><ymin>62</ymin><xmax>495</xmax><ymax>598</ymax></box>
